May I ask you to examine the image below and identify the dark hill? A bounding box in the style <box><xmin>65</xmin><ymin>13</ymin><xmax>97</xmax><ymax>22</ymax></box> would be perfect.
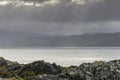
<box><xmin>0</xmin><ymin>30</ymin><xmax>120</xmax><ymax>47</ymax></box>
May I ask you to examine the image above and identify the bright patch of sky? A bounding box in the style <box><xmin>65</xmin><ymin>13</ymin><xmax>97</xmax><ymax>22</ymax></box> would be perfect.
<box><xmin>0</xmin><ymin>0</ymin><xmax>104</xmax><ymax>6</ymax></box>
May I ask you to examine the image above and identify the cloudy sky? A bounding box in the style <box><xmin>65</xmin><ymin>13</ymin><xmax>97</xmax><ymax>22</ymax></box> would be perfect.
<box><xmin>0</xmin><ymin>0</ymin><xmax>120</xmax><ymax>35</ymax></box>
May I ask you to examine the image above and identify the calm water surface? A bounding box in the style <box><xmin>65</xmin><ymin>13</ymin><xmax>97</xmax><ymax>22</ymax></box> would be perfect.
<box><xmin>0</xmin><ymin>48</ymin><xmax>120</xmax><ymax>66</ymax></box>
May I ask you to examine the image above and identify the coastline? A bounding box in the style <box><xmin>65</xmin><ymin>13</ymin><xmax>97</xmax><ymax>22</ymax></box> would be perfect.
<box><xmin>0</xmin><ymin>57</ymin><xmax>120</xmax><ymax>80</ymax></box>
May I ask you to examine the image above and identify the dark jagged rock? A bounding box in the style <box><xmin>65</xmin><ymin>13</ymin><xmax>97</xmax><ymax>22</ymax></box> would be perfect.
<box><xmin>1</xmin><ymin>57</ymin><xmax>120</xmax><ymax>80</ymax></box>
<box><xmin>0</xmin><ymin>57</ymin><xmax>19</xmax><ymax>67</ymax></box>
<box><xmin>17</xmin><ymin>60</ymin><xmax>63</xmax><ymax>78</ymax></box>
<box><xmin>0</xmin><ymin>57</ymin><xmax>7</xmax><ymax>67</ymax></box>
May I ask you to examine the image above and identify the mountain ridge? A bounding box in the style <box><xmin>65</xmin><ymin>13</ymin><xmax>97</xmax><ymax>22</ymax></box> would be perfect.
<box><xmin>0</xmin><ymin>30</ymin><xmax>120</xmax><ymax>47</ymax></box>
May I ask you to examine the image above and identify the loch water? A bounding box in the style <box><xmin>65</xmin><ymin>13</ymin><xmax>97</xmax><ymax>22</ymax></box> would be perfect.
<box><xmin>0</xmin><ymin>48</ymin><xmax>120</xmax><ymax>66</ymax></box>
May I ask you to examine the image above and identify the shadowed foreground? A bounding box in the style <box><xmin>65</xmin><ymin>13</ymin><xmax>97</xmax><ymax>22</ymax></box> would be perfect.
<box><xmin>0</xmin><ymin>57</ymin><xmax>120</xmax><ymax>80</ymax></box>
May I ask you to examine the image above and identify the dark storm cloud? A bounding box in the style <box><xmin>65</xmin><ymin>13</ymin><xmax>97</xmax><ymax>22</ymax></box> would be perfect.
<box><xmin>85</xmin><ymin>0</ymin><xmax>120</xmax><ymax>22</ymax></box>
<box><xmin>0</xmin><ymin>1</ymin><xmax>93</xmax><ymax>22</ymax></box>
<box><xmin>0</xmin><ymin>0</ymin><xmax>119</xmax><ymax>35</ymax></box>
<box><xmin>0</xmin><ymin>0</ymin><xmax>119</xmax><ymax>22</ymax></box>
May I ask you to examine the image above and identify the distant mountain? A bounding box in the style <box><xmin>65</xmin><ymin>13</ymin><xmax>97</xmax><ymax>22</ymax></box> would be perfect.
<box><xmin>0</xmin><ymin>30</ymin><xmax>120</xmax><ymax>47</ymax></box>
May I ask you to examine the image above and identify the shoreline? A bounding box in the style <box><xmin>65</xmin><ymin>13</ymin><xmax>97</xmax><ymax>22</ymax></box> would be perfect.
<box><xmin>0</xmin><ymin>57</ymin><xmax>120</xmax><ymax>80</ymax></box>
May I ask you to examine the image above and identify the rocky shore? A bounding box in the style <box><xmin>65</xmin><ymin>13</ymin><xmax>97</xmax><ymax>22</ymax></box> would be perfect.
<box><xmin>0</xmin><ymin>57</ymin><xmax>120</xmax><ymax>80</ymax></box>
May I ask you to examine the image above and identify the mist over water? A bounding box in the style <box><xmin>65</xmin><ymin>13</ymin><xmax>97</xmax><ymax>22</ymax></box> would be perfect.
<box><xmin>0</xmin><ymin>48</ymin><xmax>120</xmax><ymax>66</ymax></box>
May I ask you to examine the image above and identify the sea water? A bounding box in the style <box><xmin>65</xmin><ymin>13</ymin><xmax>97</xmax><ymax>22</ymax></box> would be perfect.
<box><xmin>0</xmin><ymin>47</ymin><xmax>120</xmax><ymax>66</ymax></box>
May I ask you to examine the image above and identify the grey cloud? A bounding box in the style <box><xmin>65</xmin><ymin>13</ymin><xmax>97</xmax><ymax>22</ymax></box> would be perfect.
<box><xmin>85</xmin><ymin>0</ymin><xmax>120</xmax><ymax>22</ymax></box>
<box><xmin>0</xmin><ymin>0</ymin><xmax>119</xmax><ymax>35</ymax></box>
<box><xmin>0</xmin><ymin>0</ymin><xmax>119</xmax><ymax>22</ymax></box>
<box><xmin>21</xmin><ymin>0</ymin><xmax>51</xmax><ymax>3</ymax></box>
<box><xmin>22</xmin><ymin>0</ymin><xmax>70</xmax><ymax>2</ymax></box>
<box><xmin>0</xmin><ymin>0</ymin><xmax>101</xmax><ymax>4</ymax></box>
<box><xmin>0</xmin><ymin>2</ymin><xmax>92</xmax><ymax>22</ymax></box>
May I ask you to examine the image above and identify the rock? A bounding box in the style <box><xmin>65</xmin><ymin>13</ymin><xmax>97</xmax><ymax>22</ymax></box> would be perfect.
<box><xmin>0</xmin><ymin>57</ymin><xmax>20</xmax><ymax>67</ymax></box>
<box><xmin>17</xmin><ymin>60</ymin><xmax>63</xmax><ymax>78</ymax></box>
<box><xmin>0</xmin><ymin>57</ymin><xmax>7</xmax><ymax>67</ymax></box>
<box><xmin>6</xmin><ymin>63</ymin><xmax>20</xmax><ymax>71</ymax></box>
<box><xmin>1</xmin><ymin>57</ymin><xmax>120</xmax><ymax>80</ymax></box>
<box><xmin>0</xmin><ymin>78</ymin><xmax>8</xmax><ymax>80</ymax></box>
<box><xmin>35</xmin><ymin>74</ymin><xmax>69</xmax><ymax>80</ymax></box>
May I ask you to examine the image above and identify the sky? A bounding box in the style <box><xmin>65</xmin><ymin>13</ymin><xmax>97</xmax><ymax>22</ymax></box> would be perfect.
<box><xmin>0</xmin><ymin>0</ymin><xmax>120</xmax><ymax>35</ymax></box>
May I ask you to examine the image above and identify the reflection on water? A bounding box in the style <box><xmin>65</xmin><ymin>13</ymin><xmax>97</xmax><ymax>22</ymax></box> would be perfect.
<box><xmin>0</xmin><ymin>48</ymin><xmax>120</xmax><ymax>66</ymax></box>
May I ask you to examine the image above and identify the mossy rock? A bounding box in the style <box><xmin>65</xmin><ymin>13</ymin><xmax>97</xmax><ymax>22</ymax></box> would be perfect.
<box><xmin>18</xmin><ymin>70</ymin><xmax>35</xmax><ymax>78</ymax></box>
<box><xmin>94</xmin><ymin>61</ymin><xmax>103</xmax><ymax>66</ymax></box>
<box><xmin>8</xmin><ymin>78</ymin><xmax>18</xmax><ymax>80</ymax></box>
<box><xmin>0</xmin><ymin>66</ymin><xmax>7</xmax><ymax>76</ymax></box>
<box><xmin>8</xmin><ymin>77</ymin><xmax>24</xmax><ymax>80</ymax></box>
<box><xmin>70</xmin><ymin>73</ymin><xmax>85</xmax><ymax>80</ymax></box>
<box><xmin>23</xmin><ymin>76</ymin><xmax>35</xmax><ymax>80</ymax></box>
<box><xmin>1</xmin><ymin>71</ymin><xmax>17</xmax><ymax>78</ymax></box>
